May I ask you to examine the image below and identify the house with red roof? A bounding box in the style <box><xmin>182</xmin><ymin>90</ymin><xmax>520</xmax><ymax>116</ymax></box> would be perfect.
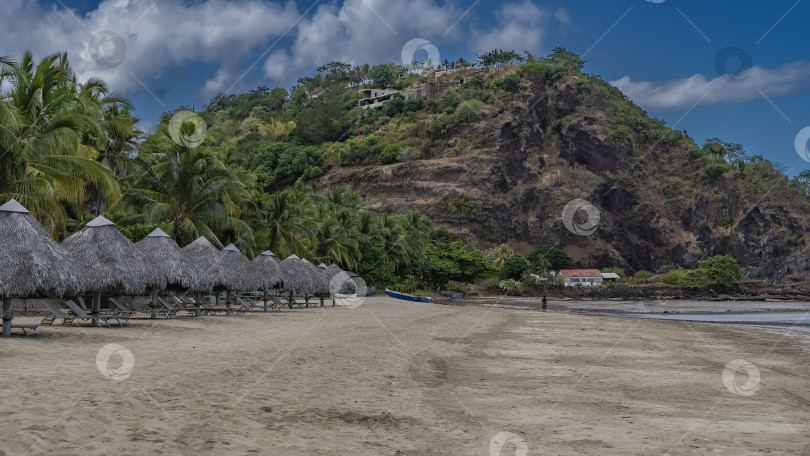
<box><xmin>559</xmin><ymin>269</ymin><xmax>604</xmax><ymax>287</ymax></box>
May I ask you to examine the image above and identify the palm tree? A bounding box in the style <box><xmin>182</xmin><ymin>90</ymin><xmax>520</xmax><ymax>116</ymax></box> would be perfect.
<box><xmin>125</xmin><ymin>126</ymin><xmax>253</xmax><ymax>247</ymax></box>
<box><xmin>0</xmin><ymin>51</ymin><xmax>121</xmax><ymax>231</ymax></box>
<box><xmin>258</xmin><ymin>183</ymin><xmax>315</xmax><ymax>258</ymax></box>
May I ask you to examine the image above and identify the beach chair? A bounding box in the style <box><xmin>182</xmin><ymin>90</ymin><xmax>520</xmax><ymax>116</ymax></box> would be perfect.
<box><xmin>190</xmin><ymin>296</ymin><xmax>231</xmax><ymax>316</ymax></box>
<box><xmin>109</xmin><ymin>298</ymin><xmax>135</xmax><ymax>317</ymax></box>
<box><xmin>241</xmin><ymin>296</ymin><xmax>263</xmax><ymax>311</ymax></box>
<box><xmin>41</xmin><ymin>301</ymin><xmax>75</xmax><ymax>326</ymax></box>
<box><xmin>270</xmin><ymin>295</ymin><xmax>285</xmax><ymax>312</ymax></box>
<box><xmin>170</xmin><ymin>297</ymin><xmax>199</xmax><ymax>317</ymax></box>
<box><xmin>65</xmin><ymin>300</ymin><xmax>129</xmax><ymax>328</ymax></box>
<box><xmin>10</xmin><ymin>323</ymin><xmax>39</xmax><ymax>336</ymax></box>
<box><xmin>154</xmin><ymin>297</ymin><xmax>179</xmax><ymax>318</ymax></box>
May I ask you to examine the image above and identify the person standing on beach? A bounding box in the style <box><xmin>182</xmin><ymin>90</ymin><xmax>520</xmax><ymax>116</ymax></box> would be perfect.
<box><xmin>541</xmin><ymin>294</ymin><xmax>547</xmax><ymax>312</ymax></box>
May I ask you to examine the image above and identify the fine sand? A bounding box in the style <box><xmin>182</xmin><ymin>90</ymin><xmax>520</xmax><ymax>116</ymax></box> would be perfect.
<box><xmin>1</xmin><ymin>296</ymin><xmax>809</xmax><ymax>455</ymax></box>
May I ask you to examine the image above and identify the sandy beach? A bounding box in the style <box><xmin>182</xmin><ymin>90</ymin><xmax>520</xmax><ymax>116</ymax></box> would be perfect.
<box><xmin>2</xmin><ymin>296</ymin><xmax>809</xmax><ymax>455</ymax></box>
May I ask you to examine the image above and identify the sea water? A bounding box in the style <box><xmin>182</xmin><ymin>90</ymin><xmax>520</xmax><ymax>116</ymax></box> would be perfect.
<box><xmin>628</xmin><ymin>312</ymin><xmax>810</xmax><ymax>333</ymax></box>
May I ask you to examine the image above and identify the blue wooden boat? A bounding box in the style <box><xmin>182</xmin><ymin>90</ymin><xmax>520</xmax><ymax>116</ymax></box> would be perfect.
<box><xmin>385</xmin><ymin>288</ymin><xmax>432</xmax><ymax>303</ymax></box>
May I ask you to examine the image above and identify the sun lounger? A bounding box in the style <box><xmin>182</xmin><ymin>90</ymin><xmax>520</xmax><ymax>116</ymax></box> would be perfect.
<box><xmin>41</xmin><ymin>301</ymin><xmax>75</xmax><ymax>326</ymax></box>
<box><xmin>154</xmin><ymin>297</ymin><xmax>179</xmax><ymax>319</ymax></box>
<box><xmin>109</xmin><ymin>298</ymin><xmax>136</xmax><ymax>317</ymax></box>
<box><xmin>65</xmin><ymin>300</ymin><xmax>129</xmax><ymax>328</ymax></box>
<box><xmin>169</xmin><ymin>297</ymin><xmax>199</xmax><ymax>317</ymax></box>
<box><xmin>10</xmin><ymin>323</ymin><xmax>39</xmax><ymax>336</ymax></box>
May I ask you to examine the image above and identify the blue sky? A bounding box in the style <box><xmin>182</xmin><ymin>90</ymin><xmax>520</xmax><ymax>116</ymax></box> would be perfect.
<box><xmin>6</xmin><ymin>0</ymin><xmax>810</xmax><ymax>173</ymax></box>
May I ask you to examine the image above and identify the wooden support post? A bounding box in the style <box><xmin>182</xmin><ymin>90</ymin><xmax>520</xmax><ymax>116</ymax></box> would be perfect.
<box><xmin>2</xmin><ymin>296</ymin><xmax>12</xmax><ymax>337</ymax></box>
<box><xmin>195</xmin><ymin>292</ymin><xmax>202</xmax><ymax>317</ymax></box>
<box><xmin>305</xmin><ymin>296</ymin><xmax>310</xmax><ymax>308</ymax></box>
<box><xmin>320</xmin><ymin>296</ymin><xmax>324</xmax><ymax>307</ymax></box>
<box><xmin>226</xmin><ymin>290</ymin><xmax>232</xmax><ymax>315</ymax></box>
<box><xmin>288</xmin><ymin>292</ymin><xmax>293</xmax><ymax>309</ymax></box>
<box><xmin>263</xmin><ymin>290</ymin><xmax>269</xmax><ymax>312</ymax></box>
<box><xmin>150</xmin><ymin>287</ymin><xmax>158</xmax><ymax>319</ymax></box>
<box><xmin>92</xmin><ymin>290</ymin><xmax>101</xmax><ymax>327</ymax></box>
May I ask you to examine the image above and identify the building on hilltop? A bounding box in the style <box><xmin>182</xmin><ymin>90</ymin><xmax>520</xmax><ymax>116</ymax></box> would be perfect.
<box><xmin>357</xmin><ymin>88</ymin><xmax>415</xmax><ymax>109</ymax></box>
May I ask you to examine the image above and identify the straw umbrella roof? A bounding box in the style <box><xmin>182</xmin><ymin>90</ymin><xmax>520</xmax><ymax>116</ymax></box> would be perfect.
<box><xmin>252</xmin><ymin>250</ymin><xmax>284</xmax><ymax>291</ymax></box>
<box><xmin>180</xmin><ymin>236</ymin><xmax>225</xmax><ymax>291</ymax></box>
<box><xmin>326</xmin><ymin>264</ymin><xmax>357</xmax><ymax>295</ymax></box>
<box><xmin>61</xmin><ymin>215</ymin><xmax>162</xmax><ymax>294</ymax></box>
<box><xmin>281</xmin><ymin>254</ymin><xmax>314</xmax><ymax>294</ymax></box>
<box><xmin>0</xmin><ymin>199</ymin><xmax>86</xmax><ymax>297</ymax></box>
<box><xmin>222</xmin><ymin>244</ymin><xmax>256</xmax><ymax>291</ymax></box>
<box><xmin>135</xmin><ymin>228</ymin><xmax>206</xmax><ymax>291</ymax></box>
<box><xmin>301</xmin><ymin>258</ymin><xmax>328</xmax><ymax>294</ymax></box>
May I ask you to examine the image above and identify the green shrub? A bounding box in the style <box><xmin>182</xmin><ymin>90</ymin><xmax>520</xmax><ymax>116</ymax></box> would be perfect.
<box><xmin>698</xmin><ymin>255</ymin><xmax>742</xmax><ymax>286</ymax></box>
<box><xmin>632</xmin><ymin>270</ymin><xmax>654</xmax><ymax>282</ymax></box>
<box><xmin>490</xmin><ymin>73</ymin><xmax>522</xmax><ymax>93</ymax></box>
<box><xmin>700</xmin><ymin>162</ymin><xmax>728</xmax><ymax>183</ymax></box>
<box><xmin>502</xmin><ymin>253</ymin><xmax>530</xmax><ymax>280</ymax></box>
<box><xmin>389</xmin><ymin>283</ymin><xmax>417</xmax><ymax>293</ymax></box>
<box><xmin>527</xmin><ymin>244</ymin><xmax>571</xmax><ymax>271</ymax></box>
<box><xmin>379</xmin><ymin>143</ymin><xmax>403</xmax><ymax>164</ymax></box>
<box><xmin>498</xmin><ymin>279</ymin><xmax>523</xmax><ymax>296</ymax></box>
<box><xmin>307</xmin><ymin>166</ymin><xmax>323</xmax><ymax>178</ymax></box>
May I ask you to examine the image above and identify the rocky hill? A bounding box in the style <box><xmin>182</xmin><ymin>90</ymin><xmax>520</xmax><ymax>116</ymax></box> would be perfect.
<box><xmin>206</xmin><ymin>55</ymin><xmax>810</xmax><ymax>283</ymax></box>
<box><xmin>313</xmin><ymin>77</ymin><xmax>810</xmax><ymax>283</ymax></box>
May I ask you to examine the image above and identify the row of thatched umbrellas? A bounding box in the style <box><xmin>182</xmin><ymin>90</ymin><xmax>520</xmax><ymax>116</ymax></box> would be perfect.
<box><xmin>0</xmin><ymin>199</ymin><xmax>354</xmax><ymax>336</ymax></box>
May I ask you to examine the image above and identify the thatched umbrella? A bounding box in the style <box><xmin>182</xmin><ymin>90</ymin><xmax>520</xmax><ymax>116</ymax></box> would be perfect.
<box><xmin>180</xmin><ymin>236</ymin><xmax>227</xmax><ymax>309</ymax></box>
<box><xmin>326</xmin><ymin>264</ymin><xmax>359</xmax><ymax>298</ymax></box>
<box><xmin>62</xmin><ymin>215</ymin><xmax>162</xmax><ymax>327</ymax></box>
<box><xmin>222</xmin><ymin>244</ymin><xmax>256</xmax><ymax>312</ymax></box>
<box><xmin>281</xmin><ymin>254</ymin><xmax>314</xmax><ymax>307</ymax></box>
<box><xmin>252</xmin><ymin>250</ymin><xmax>284</xmax><ymax>312</ymax></box>
<box><xmin>0</xmin><ymin>199</ymin><xmax>86</xmax><ymax>336</ymax></box>
<box><xmin>135</xmin><ymin>228</ymin><xmax>207</xmax><ymax>317</ymax></box>
<box><xmin>300</xmin><ymin>258</ymin><xmax>329</xmax><ymax>305</ymax></box>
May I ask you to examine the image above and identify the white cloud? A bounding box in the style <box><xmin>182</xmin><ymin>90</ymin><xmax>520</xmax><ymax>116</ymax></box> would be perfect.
<box><xmin>262</xmin><ymin>0</ymin><xmax>465</xmax><ymax>83</ymax></box>
<box><xmin>0</xmin><ymin>0</ymin><xmax>300</xmax><ymax>97</ymax></box>
<box><xmin>610</xmin><ymin>61</ymin><xmax>810</xmax><ymax>111</ymax></box>
<box><xmin>470</xmin><ymin>1</ymin><xmax>565</xmax><ymax>55</ymax></box>
<box><xmin>1</xmin><ymin>0</ymin><xmax>571</xmax><ymax>101</ymax></box>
